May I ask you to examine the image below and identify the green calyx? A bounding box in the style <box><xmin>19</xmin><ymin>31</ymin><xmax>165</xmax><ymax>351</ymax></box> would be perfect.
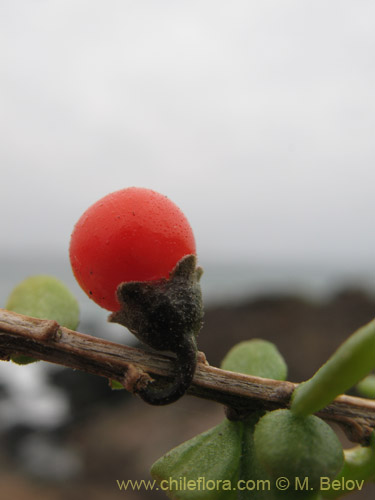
<box><xmin>110</xmin><ymin>254</ymin><xmax>203</xmax><ymax>351</ymax></box>
<box><xmin>110</xmin><ymin>255</ymin><xmax>204</xmax><ymax>406</ymax></box>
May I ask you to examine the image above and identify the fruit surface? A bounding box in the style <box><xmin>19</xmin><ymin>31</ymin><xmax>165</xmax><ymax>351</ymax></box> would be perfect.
<box><xmin>69</xmin><ymin>187</ymin><xmax>196</xmax><ymax>311</ymax></box>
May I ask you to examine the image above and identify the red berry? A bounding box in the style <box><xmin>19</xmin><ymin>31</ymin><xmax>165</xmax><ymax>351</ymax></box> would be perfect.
<box><xmin>69</xmin><ymin>187</ymin><xmax>196</xmax><ymax>312</ymax></box>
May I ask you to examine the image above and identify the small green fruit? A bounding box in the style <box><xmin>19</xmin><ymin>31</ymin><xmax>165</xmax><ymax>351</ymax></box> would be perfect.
<box><xmin>221</xmin><ymin>339</ymin><xmax>287</xmax><ymax>381</ymax></box>
<box><xmin>6</xmin><ymin>275</ymin><xmax>79</xmax><ymax>330</ymax></box>
<box><xmin>253</xmin><ymin>409</ymin><xmax>343</xmax><ymax>491</ymax></box>
<box><xmin>151</xmin><ymin>419</ymin><xmax>243</xmax><ymax>499</ymax></box>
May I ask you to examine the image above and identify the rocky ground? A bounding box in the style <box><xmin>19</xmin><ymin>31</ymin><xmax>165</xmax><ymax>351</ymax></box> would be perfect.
<box><xmin>1</xmin><ymin>288</ymin><xmax>375</xmax><ymax>499</ymax></box>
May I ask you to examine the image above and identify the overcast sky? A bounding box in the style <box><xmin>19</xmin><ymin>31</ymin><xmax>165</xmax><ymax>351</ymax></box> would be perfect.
<box><xmin>2</xmin><ymin>1</ymin><xmax>375</xmax><ymax>272</ymax></box>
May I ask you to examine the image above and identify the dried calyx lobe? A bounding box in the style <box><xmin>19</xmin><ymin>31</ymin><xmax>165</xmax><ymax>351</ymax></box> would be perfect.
<box><xmin>109</xmin><ymin>255</ymin><xmax>204</xmax><ymax>405</ymax></box>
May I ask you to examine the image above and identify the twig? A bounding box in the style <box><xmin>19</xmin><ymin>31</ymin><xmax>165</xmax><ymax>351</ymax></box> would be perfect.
<box><xmin>1</xmin><ymin>308</ymin><xmax>375</xmax><ymax>445</ymax></box>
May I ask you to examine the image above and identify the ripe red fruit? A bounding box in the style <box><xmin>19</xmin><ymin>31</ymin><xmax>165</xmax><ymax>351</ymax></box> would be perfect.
<box><xmin>69</xmin><ymin>187</ymin><xmax>196</xmax><ymax>312</ymax></box>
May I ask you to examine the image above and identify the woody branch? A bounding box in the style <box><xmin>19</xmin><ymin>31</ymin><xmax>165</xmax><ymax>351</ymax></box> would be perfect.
<box><xmin>1</xmin><ymin>308</ymin><xmax>374</xmax><ymax>445</ymax></box>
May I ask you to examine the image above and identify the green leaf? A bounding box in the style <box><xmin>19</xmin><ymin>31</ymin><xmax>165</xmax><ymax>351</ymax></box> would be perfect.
<box><xmin>240</xmin><ymin>412</ymin><xmax>320</xmax><ymax>499</ymax></box>
<box><xmin>356</xmin><ymin>374</ymin><xmax>375</xmax><ymax>399</ymax></box>
<box><xmin>151</xmin><ymin>419</ymin><xmax>243</xmax><ymax>499</ymax></box>
<box><xmin>238</xmin><ymin>413</ymin><xmax>276</xmax><ymax>500</ymax></box>
<box><xmin>221</xmin><ymin>339</ymin><xmax>287</xmax><ymax>381</ymax></box>
<box><xmin>6</xmin><ymin>275</ymin><xmax>80</xmax><ymax>330</ymax></box>
<box><xmin>321</xmin><ymin>434</ymin><xmax>375</xmax><ymax>498</ymax></box>
<box><xmin>253</xmin><ymin>409</ymin><xmax>343</xmax><ymax>493</ymax></box>
<box><xmin>291</xmin><ymin>319</ymin><xmax>375</xmax><ymax>416</ymax></box>
<box><xmin>110</xmin><ymin>379</ymin><xmax>124</xmax><ymax>390</ymax></box>
<box><xmin>10</xmin><ymin>354</ymin><xmax>40</xmax><ymax>365</ymax></box>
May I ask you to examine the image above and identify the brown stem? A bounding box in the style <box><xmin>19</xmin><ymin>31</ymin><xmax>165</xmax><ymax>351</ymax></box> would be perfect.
<box><xmin>1</xmin><ymin>308</ymin><xmax>375</xmax><ymax>445</ymax></box>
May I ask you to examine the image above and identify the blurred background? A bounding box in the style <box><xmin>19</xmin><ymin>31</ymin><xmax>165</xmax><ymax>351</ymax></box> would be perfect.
<box><xmin>1</xmin><ymin>1</ymin><xmax>375</xmax><ymax>498</ymax></box>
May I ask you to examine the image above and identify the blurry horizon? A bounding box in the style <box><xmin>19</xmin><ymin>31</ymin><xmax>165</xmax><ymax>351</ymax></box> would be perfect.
<box><xmin>2</xmin><ymin>251</ymin><xmax>375</xmax><ymax>313</ymax></box>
